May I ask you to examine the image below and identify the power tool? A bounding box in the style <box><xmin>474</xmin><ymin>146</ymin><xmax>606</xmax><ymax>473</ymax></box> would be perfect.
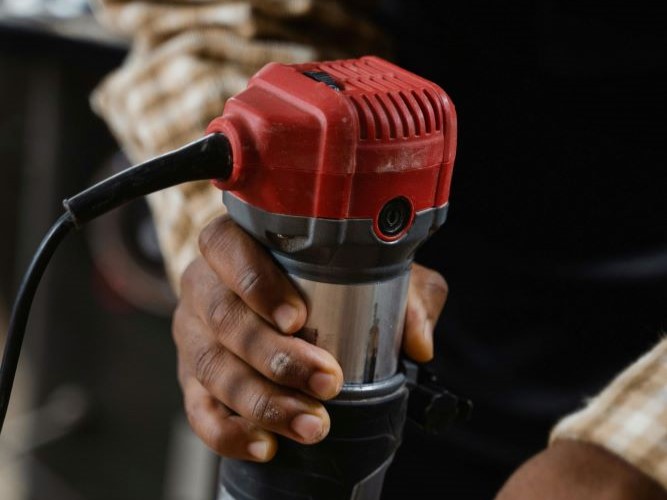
<box><xmin>0</xmin><ymin>56</ymin><xmax>467</xmax><ymax>500</ymax></box>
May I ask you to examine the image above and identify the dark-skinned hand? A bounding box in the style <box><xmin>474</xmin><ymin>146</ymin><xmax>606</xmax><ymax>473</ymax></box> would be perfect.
<box><xmin>172</xmin><ymin>215</ymin><xmax>448</xmax><ymax>462</ymax></box>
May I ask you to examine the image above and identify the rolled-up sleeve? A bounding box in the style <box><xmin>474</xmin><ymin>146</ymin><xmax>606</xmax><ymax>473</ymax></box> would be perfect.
<box><xmin>551</xmin><ymin>336</ymin><xmax>667</xmax><ymax>490</ymax></box>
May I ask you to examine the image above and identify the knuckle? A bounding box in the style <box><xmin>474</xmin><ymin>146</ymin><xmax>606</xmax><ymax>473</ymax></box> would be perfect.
<box><xmin>184</xmin><ymin>399</ymin><xmax>202</xmax><ymax>433</ymax></box>
<box><xmin>266</xmin><ymin>349</ymin><xmax>309</xmax><ymax>385</ymax></box>
<box><xmin>206</xmin><ymin>290</ymin><xmax>247</xmax><ymax>340</ymax></box>
<box><xmin>179</xmin><ymin>259</ymin><xmax>200</xmax><ymax>294</ymax></box>
<box><xmin>176</xmin><ymin>360</ymin><xmax>188</xmax><ymax>388</ymax></box>
<box><xmin>171</xmin><ymin>305</ymin><xmax>185</xmax><ymax>343</ymax></box>
<box><xmin>185</xmin><ymin>405</ymin><xmax>227</xmax><ymax>453</ymax></box>
<box><xmin>172</xmin><ymin>307</ymin><xmax>193</xmax><ymax>355</ymax></box>
<box><xmin>422</xmin><ymin>271</ymin><xmax>449</xmax><ymax>299</ymax></box>
<box><xmin>198</xmin><ymin>216</ymin><xmax>236</xmax><ymax>257</ymax></box>
<box><xmin>250</xmin><ymin>390</ymin><xmax>285</xmax><ymax>426</ymax></box>
<box><xmin>194</xmin><ymin>345</ymin><xmax>227</xmax><ymax>388</ymax></box>
<box><xmin>171</xmin><ymin>304</ymin><xmax>200</xmax><ymax>351</ymax></box>
<box><xmin>184</xmin><ymin>405</ymin><xmax>199</xmax><ymax>434</ymax></box>
<box><xmin>234</xmin><ymin>265</ymin><xmax>263</xmax><ymax>297</ymax></box>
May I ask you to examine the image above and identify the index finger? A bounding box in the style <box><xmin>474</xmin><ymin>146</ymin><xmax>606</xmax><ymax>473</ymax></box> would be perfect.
<box><xmin>199</xmin><ymin>216</ymin><xmax>307</xmax><ymax>334</ymax></box>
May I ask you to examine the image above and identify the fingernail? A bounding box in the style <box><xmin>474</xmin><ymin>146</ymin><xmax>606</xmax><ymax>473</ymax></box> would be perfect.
<box><xmin>273</xmin><ymin>303</ymin><xmax>299</xmax><ymax>333</ymax></box>
<box><xmin>308</xmin><ymin>372</ymin><xmax>340</xmax><ymax>399</ymax></box>
<box><xmin>247</xmin><ymin>440</ymin><xmax>271</xmax><ymax>461</ymax></box>
<box><xmin>290</xmin><ymin>414</ymin><xmax>325</xmax><ymax>442</ymax></box>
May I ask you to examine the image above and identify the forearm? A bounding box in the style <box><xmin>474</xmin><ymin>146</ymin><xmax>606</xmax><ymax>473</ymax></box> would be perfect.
<box><xmin>550</xmin><ymin>336</ymin><xmax>667</xmax><ymax>490</ymax></box>
<box><xmin>498</xmin><ymin>336</ymin><xmax>667</xmax><ymax>498</ymax></box>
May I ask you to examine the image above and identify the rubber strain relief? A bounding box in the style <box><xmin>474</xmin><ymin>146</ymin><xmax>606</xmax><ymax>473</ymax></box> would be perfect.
<box><xmin>63</xmin><ymin>133</ymin><xmax>232</xmax><ymax>227</ymax></box>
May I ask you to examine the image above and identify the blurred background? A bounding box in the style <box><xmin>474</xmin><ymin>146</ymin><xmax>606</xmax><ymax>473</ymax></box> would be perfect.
<box><xmin>2</xmin><ymin>1</ymin><xmax>666</xmax><ymax>499</ymax></box>
<box><xmin>0</xmin><ymin>1</ymin><xmax>217</xmax><ymax>498</ymax></box>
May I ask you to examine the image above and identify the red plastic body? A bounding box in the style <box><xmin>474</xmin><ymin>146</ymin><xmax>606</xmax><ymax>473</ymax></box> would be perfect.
<box><xmin>207</xmin><ymin>56</ymin><xmax>456</xmax><ymax>236</ymax></box>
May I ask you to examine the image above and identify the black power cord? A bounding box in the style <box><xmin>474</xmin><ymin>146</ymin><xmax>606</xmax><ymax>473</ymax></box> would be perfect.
<box><xmin>0</xmin><ymin>213</ymin><xmax>74</xmax><ymax>432</ymax></box>
<box><xmin>0</xmin><ymin>133</ymin><xmax>232</xmax><ymax>432</ymax></box>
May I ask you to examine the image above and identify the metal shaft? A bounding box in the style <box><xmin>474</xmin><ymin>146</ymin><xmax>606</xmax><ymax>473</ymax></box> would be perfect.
<box><xmin>292</xmin><ymin>272</ymin><xmax>410</xmax><ymax>384</ymax></box>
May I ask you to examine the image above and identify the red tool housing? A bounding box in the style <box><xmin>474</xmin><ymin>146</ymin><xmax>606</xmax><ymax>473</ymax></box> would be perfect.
<box><xmin>207</xmin><ymin>56</ymin><xmax>456</xmax><ymax>240</ymax></box>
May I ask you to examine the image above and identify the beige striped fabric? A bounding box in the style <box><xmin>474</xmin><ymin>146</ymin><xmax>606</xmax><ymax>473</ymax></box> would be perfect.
<box><xmin>551</xmin><ymin>336</ymin><xmax>667</xmax><ymax>490</ymax></box>
<box><xmin>92</xmin><ymin>1</ymin><xmax>667</xmax><ymax>493</ymax></box>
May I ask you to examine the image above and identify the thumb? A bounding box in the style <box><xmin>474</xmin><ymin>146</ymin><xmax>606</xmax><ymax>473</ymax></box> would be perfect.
<box><xmin>402</xmin><ymin>264</ymin><xmax>449</xmax><ymax>362</ymax></box>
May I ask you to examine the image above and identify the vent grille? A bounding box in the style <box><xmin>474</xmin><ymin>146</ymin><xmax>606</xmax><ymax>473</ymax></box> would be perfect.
<box><xmin>316</xmin><ymin>58</ymin><xmax>444</xmax><ymax>141</ymax></box>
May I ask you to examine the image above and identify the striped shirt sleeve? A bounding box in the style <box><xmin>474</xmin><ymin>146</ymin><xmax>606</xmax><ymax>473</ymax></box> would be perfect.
<box><xmin>551</xmin><ymin>336</ymin><xmax>667</xmax><ymax>490</ymax></box>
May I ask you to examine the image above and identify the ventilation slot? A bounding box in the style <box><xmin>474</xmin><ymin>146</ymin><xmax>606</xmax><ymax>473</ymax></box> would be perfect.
<box><xmin>362</xmin><ymin>94</ymin><xmax>382</xmax><ymax>140</ymax></box>
<box><xmin>375</xmin><ymin>94</ymin><xmax>398</xmax><ymax>139</ymax></box>
<box><xmin>412</xmin><ymin>91</ymin><xmax>433</xmax><ymax>134</ymax></box>
<box><xmin>387</xmin><ymin>93</ymin><xmax>409</xmax><ymax>138</ymax></box>
<box><xmin>424</xmin><ymin>89</ymin><xmax>442</xmax><ymax>131</ymax></box>
<box><xmin>399</xmin><ymin>91</ymin><xmax>423</xmax><ymax>136</ymax></box>
<box><xmin>351</xmin><ymin>97</ymin><xmax>369</xmax><ymax>140</ymax></box>
<box><xmin>350</xmin><ymin>88</ymin><xmax>442</xmax><ymax>140</ymax></box>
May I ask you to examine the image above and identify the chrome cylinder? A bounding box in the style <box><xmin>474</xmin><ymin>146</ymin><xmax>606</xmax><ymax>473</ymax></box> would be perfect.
<box><xmin>291</xmin><ymin>271</ymin><xmax>410</xmax><ymax>384</ymax></box>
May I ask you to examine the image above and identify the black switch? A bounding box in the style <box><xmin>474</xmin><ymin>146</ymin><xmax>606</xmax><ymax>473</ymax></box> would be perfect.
<box><xmin>302</xmin><ymin>71</ymin><xmax>342</xmax><ymax>91</ymax></box>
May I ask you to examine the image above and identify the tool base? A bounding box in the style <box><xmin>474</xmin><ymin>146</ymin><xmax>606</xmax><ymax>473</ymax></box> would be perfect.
<box><xmin>217</xmin><ymin>374</ymin><xmax>408</xmax><ymax>500</ymax></box>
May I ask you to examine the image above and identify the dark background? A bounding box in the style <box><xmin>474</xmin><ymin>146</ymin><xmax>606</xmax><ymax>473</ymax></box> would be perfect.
<box><xmin>380</xmin><ymin>1</ymin><xmax>667</xmax><ymax>498</ymax></box>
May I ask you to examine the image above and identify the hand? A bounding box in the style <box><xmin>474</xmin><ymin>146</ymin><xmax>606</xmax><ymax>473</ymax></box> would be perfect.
<box><xmin>496</xmin><ymin>440</ymin><xmax>667</xmax><ymax>500</ymax></box>
<box><xmin>172</xmin><ymin>216</ymin><xmax>448</xmax><ymax>462</ymax></box>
